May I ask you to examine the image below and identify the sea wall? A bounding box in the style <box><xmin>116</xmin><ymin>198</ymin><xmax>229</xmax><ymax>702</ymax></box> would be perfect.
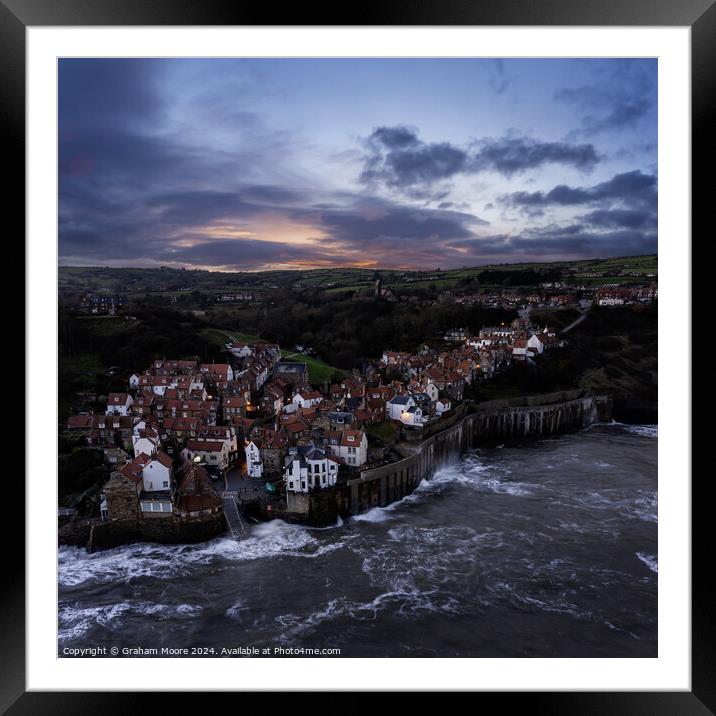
<box><xmin>345</xmin><ymin>392</ymin><xmax>611</xmax><ymax>515</ymax></box>
<box><xmin>59</xmin><ymin>511</ymin><xmax>227</xmax><ymax>552</ymax></box>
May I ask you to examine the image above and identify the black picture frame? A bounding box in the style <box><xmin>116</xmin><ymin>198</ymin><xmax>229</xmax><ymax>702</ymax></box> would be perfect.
<box><xmin>5</xmin><ymin>0</ymin><xmax>709</xmax><ymax>711</ymax></box>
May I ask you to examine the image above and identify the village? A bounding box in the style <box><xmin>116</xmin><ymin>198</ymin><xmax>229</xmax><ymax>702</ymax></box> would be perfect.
<box><xmin>62</xmin><ymin>315</ymin><xmax>565</xmax><ymax>530</ymax></box>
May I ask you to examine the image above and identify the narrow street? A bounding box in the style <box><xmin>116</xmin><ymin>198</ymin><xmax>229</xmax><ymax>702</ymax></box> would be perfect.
<box><xmin>222</xmin><ymin>465</ymin><xmax>266</xmax><ymax>501</ymax></box>
<box><xmin>560</xmin><ymin>307</ymin><xmax>590</xmax><ymax>334</ymax></box>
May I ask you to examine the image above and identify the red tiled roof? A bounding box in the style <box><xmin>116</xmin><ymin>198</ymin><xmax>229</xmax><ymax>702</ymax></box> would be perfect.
<box><xmin>340</xmin><ymin>430</ymin><xmax>364</xmax><ymax>447</ymax></box>
<box><xmin>153</xmin><ymin>451</ymin><xmax>173</xmax><ymax>468</ymax></box>
<box><xmin>67</xmin><ymin>415</ymin><xmax>92</xmax><ymax>429</ymax></box>
<box><xmin>185</xmin><ymin>440</ymin><xmax>225</xmax><ymax>452</ymax></box>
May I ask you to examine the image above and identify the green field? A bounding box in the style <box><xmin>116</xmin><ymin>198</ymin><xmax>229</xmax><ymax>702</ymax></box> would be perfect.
<box><xmin>200</xmin><ymin>330</ymin><xmax>348</xmax><ymax>382</ymax></box>
<box><xmin>366</xmin><ymin>421</ymin><xmax>399</xmax><ymax>443</ymax></box>
<box><xmin>280</xmin><ymin>351</ymin><xmax>346</xmax><ymax>383</ymax></box>
<box><xmin>199</xmin><ymin>328</ymin><xmax>264</xmax><ymax>348</ymax></box>
<box><xmin>59</xmin><ymin>254</ymin><xmax>658</xmax><ymax>297</ymax></box>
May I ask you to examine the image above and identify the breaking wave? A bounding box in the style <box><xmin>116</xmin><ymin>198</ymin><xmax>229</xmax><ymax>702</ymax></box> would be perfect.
<box><xmin>635</xmin><ymin>552</ymin><xmax>658</xmax><ymax>573</ymax></box>
<box><xmin>58</xmin><ymin>521</ymin><xmax>348</xmax><ymax>589</ymax></box>
<box><xmin>59</xmin><ymin>601</ymin><xmax>203</xmax><ymax>642</ymax></box>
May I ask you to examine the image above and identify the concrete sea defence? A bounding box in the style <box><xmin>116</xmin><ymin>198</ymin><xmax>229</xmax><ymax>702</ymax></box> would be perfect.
<box><xmin>344</xmin><ymin>391</ymin><xmax>612</xmax><ymax>516</ymax></box>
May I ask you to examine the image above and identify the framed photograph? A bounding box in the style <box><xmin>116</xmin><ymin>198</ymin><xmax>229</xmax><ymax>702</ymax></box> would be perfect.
<box><xmin>7</xmin><ymin>0</ymin><xmax>708</xmax><ymax>709</ymax></box>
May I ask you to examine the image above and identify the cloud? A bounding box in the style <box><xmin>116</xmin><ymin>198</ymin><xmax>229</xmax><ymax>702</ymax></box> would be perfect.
<box><xmin>360</xmin><ymin>126</ymin><xmax>467</xmax><ymax>191</ymax></box>
<box><xmin>580</xmin><ymin>208</ymin><xmax>657</xmax><ymax>230</ymax></box>
<box><xmin>360</xmin><ymin>126</ymin><xmax>600</xmax><ymax>195</ymax></box>
<box><xmin>156</xmin><ymin>238</ymin><xmax>339</xmax><ymax>270</ymax></box>
<box><xmin>58</xmin><ymin>59</ymin><xmax>657</xmax><ymax>271</ymax></box>
<box><xmin>317</xmin><ymin>198</ymin><xmax>488</xmax><ymax>250</ymax></box>
<box><xmin>469</xmin><ymin>136</ymin><xmax>600</xmax><ymax>176</ymax></box>
<box><xmin>485</xmin><ymin>59</ymin><xmax>513</xmax><ymax>96</ymax></box>
<box><xmin>447</xmin><ymin>226</ymin><xmax>657</xmax><ymax>262</ymax></box>
<box><xmin>502</xmin><ymin>170</ymin><xmax>657</xmax><ymax>209</ymax></box>
<box><xmin>59</xmin><ymin>174</ymin><xmax>491</xmax><ymax>270</ymax></box>
<box><xmin>59</xmin><ymin>58</ymin><xmax>167</xmax><ymax>135</ymax></box>
<box><xmin>556</xmin><ymin>59</ymin><xmax>657</xmax><ymax>138</ymax></box>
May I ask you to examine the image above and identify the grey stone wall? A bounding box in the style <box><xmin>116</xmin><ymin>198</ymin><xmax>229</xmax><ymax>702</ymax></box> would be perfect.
<box><xmin>346</xmin><ymin>393</ymin><xmax>611</xmax><ymax>515</ymax></box>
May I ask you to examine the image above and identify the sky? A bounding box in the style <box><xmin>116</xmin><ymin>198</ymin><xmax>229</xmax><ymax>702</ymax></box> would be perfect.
<box><xmin>58</xmin><ymin>58</ymin><xmax>657</xmax><ymax>272</ymax></box>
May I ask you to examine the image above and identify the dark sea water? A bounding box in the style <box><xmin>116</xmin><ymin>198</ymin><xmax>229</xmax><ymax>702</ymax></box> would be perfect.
<box><xmin>58</xmin><ymin>423</ymin><xmax>657</xmax><ymax>658</ymax></box>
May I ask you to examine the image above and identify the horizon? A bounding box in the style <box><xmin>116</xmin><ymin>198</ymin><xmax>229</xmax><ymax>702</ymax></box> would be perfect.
<box><xmin>59</xmin><ymin>58</ymin><xmax>657</xmax><ymax>272</ymax></box>
<box><xmin>59</xmin><ymin>252</ymin><xmax>658</xmax><ymax>275</ymax></box>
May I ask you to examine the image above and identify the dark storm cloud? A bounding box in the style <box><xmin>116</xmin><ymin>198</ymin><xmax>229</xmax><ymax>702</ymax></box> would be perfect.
<box><xmin>156</xmin><ymin>238</ymin><xmax>338</xmax><ymax>270</ymax></box>
<box><xmin>58</xmin><ymin>59</ymin><xmax>656</xmax><ymax>270</ymax></box>
<box><xmin>369</xmin><ymin>126</ymin><xmax>421</xmax><ymax>149</ymax></box>
<box><xmin>580</xmin><ymin>208</ymin><xmax>657</xmax><ymax>230</ymax></box>
<box><xmin>147</xmin><ymin>190</ymin><xmax>272</xmax><ymax>226</ymax></box>
<box><xmin>317</xmin><ymin>199</ymin><xmax>488</xmax><ymax>250</ymax></box>
<box><xmin>503</xmin><ymin>170</ymin><xmax>657</xmax><ymax>209</ymax></box>
<box><xmin>556</xmin><ymin>59</ymin><xmax>657</xmax><ymax>138</ymax></box>
<box><xmin>59</xmin><ymin>58</ymin><xmax>166</xmax><ymax>133</ymax></box>
<box><xmin>361</xmin><ymin>127</ymin><xmax>467</xmax><ymax>189</ymax></box>
<box><xmin>59</xmin><ymin>170</ymin><xmax>490</xmax><ymax>269</ymax></box>
<box><xmin>360</xmin><ymin>126</ymin><xmax>600</xmax><ymax>194</ymax></box>
<box><xmin>448</xmin><ymin>226</ymin><xmax>657</xmax><ymax>261</ymax></box>
<box><xmin>469</xmin><ymin>136</ymin><xmax>600</xmax><ymax>176</ymax></box>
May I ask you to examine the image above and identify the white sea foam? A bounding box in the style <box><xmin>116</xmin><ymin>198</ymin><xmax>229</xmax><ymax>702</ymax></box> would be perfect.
<box><xmin>591</xmin><ymin>421</ymin><xmax>658</xmax><ymax>439</ymax></box>
<box><xmin>573</xmin><ymin>489</ymin><xmax>657</xmax><ymax>523</ymax></box>
<box><xmin>351</xmin><ymin>504</ymin><xmax>400</xmax><ymax>524</ymax></box>
<box><xmin>58</xmin><ymin>521</ymin><xmax>340</xmax><ymax>589</ymax></box>
<box><xmin>624</xmin><ymin>425</ymin><xmax>658</xmax><ymax>438</ymax></box>
<box><xmin>490</xmin><ymin>581</ymin><xmax>591</xmax><ymax>620</ymax></box>
<box><xmin>58</xmin><ymin>601</ymin><xmax>203</xmax><ymax>641</ymax></box>
<box><xmin>350</xmin><ymin>486</ymin><xmax>425</xmax><ymax>523</ymax></box>
<box><xmin>635</xmin><ymin>552</ymin><xmax>658</xmax><ymax>573</ymax></box>
<box><xmin>225</xmin><ymin>599</ymin><xmax>249</xmax><ymax>621</ymax></box>
<box><xmin>276</xmin><ymin>588</ymin><xmax>464</xmax><ymax>640</ymax></box>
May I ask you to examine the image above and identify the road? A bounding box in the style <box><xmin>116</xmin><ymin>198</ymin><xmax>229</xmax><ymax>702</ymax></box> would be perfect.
<box><xmin>560</xmin><ymin>307</ymin><xmax>590</xmax><ymax>335</ymax></box>
<box><xmin>222</xmin><ymin>466</ymin><xmax>267</xmax><ymax>502</ymax></box>
<box><xmin>222</xmin><ymin>494</ymin><xmax>250</xmax><ymax>539</ymax></box>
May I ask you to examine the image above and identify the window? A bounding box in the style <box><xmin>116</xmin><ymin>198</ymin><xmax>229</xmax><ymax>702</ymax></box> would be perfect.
<box><xmin>163</xmin><ymin>481</ymin><xmax>169</xmax><ymax>488</ymax></box>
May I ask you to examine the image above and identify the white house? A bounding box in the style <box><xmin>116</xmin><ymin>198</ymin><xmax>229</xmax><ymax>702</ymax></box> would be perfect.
<box><xmin>190</xmin><ymin>374</ymin><xmax>205</xmax><ymax>392</ymax></box>
<box><xmin>527</xmin><ymin>334</ymin><xmax>544</xmax><ymax>354</ymax></box>
<box><xmin>106</xmin><ymin>392</ymin><xmax>134</xmax><ymax>416</ymax></box>
<box><xmin>422</xmin><ymin>382</ymin><xmax>439</xmax><ymax>402</ymax></box>
<box><xmin>399</xmin><ymin>404</ymin><xmax>425</xmax><ymax>427</ymax></box>
<box><xmin>436</xmin><ymin>399</ymin><xmax>452</xmax><ymax>417</ymax></box>
<box><xmin>129</xmin><ymin>373</ymin><xmax>141</xmax><ymax>389</ymax></box>
<box><xmin>284</xmin><ymin>446</ymin><xmax>339</xmax><ymax>493</ymax></box>
<box><xmin>118</xmin><ymin>452</ymin><xmax>173</xmax><ymax>515</ymax></box>
<box><xmin>138</xmin><ymin>375</ymin><xmax>176</xmax><ymax>396</ymax></box>
<box><xmin>292</xmin><ymin>388</ymin><xmax>323</xmax><ymax>409</ymax></box>
<box><xmin>245</xmin><ymin>440</ymin><xmax>264</xmax><ymax>478</ymax></box>
<box><xmin>132</xmin><ymin>426</ymin><xmax>159</xmax><ymax>458</ymax></box>
<box><xmin>227</xmin><ymin>341</ymin><xmax>254</xmax><ymax>358</ymax></box>
<box><xmin>329</xmin><ymin>429</ymin><xmax>368</xmax><ymax>467</ymax></box>
<box><xmin>140</xmin><ymin>451</ymin><xmax>173</xmax><ymax>492</ymax></box>
<box><xmin>387</xmin><ymin>393</ymin><xmax>415</xmax><ymax>421</ymax></box>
